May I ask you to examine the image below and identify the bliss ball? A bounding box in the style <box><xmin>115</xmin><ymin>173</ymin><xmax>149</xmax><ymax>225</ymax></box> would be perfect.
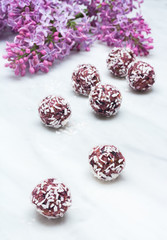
<box><xmin>89</xmin><ymin>145</ymin><xmax>125</xmax><ymax>181</ymax></box>
<box><xmin>106</xmin><ymin>47</ymin><xmax>135</xmax><ymax>77</ymax></box>
<box><xmin>31</xmin><ymin>178</ymin><xmax>72</xmax><ymax>219</ymax></box>
<box><xmin>89</xmin><ymin>84</ymin><xmax>122</xmax><ymax>117</ymax></box>
<box><xmin>38</xmin><ymin>95</ymin><xmax>71</xmax><ymax>128</ymax></box>
<box><xmin>72</xmin><ymin>64</ymin><xmax>101</xmax><ymax>96</ymax></box>
<box><xmin>127</xmin><ymin>61</ymin><xmax>155</xmax><ymax>91</ymax></box>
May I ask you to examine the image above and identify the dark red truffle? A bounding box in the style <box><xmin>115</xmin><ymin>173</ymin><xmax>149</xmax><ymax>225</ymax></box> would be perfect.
<box><xmin>107</xmin><ymin>47</ymin><xmax>135</xmax><ymax>77</ymax></box>
<box><xmin>38</xmin><ymin>95</ymin><xmax>71</xmax><ymax>128</ymax></box>
<box><xmin>31</xmin><ymin>178</ymin><xmax>72</xmax><ymax>219</ymax></box>
<box><xmin>89</xmin><ymin>84</ymin><xmax>122</xmax><ymax>117</ymax></box>
<box><xmin>127</xmin><ymin>61</ymin><xmax>155</xmax><ymax>91</ymax></box>
<box><xmin>72</xmin><ymin>64</ymin><xmax>101</xmax><ymax>96</ymax></box>
<box><xmin>89</xmin><ymin>145</ymin><xmax>125</xmax><ymax>181</ymax></box>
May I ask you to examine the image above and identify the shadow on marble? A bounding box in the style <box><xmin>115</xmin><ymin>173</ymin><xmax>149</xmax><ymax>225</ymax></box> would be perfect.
<box><xmin>39</xmin><ymin>121</ymin><xmax>71</xmax><ymax>133</ymax></box>
<box><xmin>34</xmin><ymin>211</ymin><xmax>69</xmax><ymax>226</ymax></box>
<box><xmin>5</xmin><ymin>70</ymin><xmax>48</xmax><ymax>82</ymax></box>
<box><xmin>91</xmin><ymin>110</ymin><xmax>121</xmax><ymax>121</ymax></box>
<box><xmin>71</xmin><ymin>90</ymin><xmax>88</xmax><ymax>99</ymax></box>
<box><xmin>106</xmin><ymin>71</ymin><xmax>126</xmax><ymax>81</ymax></box>
<box><xmin>35</xmin><ymin>120</ymin><xmax>88</xmax><ymax>136</ymax></box>
<box><xmin>88</xmin><ymin>171</ymin><xmax>126</xmax><ymax>185</ymax></box>
<box><xmin>127</xmin><ymin>86</ymin><xmax>154</xmax><ymax>95</ymax></box>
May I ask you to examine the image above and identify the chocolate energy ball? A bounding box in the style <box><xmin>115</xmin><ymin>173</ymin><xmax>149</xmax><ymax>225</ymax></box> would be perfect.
<box><xmin>89</xmin><ymin>145</ymin><xmax>125</xmax><ymax>181</ymax></box>
<box><xmin>89</xmin><ymin>84</ymin><xmax>122</xmax><ymax>117</ymax></box>
<box><xmin>38</xmin><ymin>95</ymin><xmax>71</xmax><ymax>128</ymax></box>
<box><xmin>127</xmin><ymin>61</ymin><xmax>155</xmax><ymax>91</ymax></box>
<box><xmin>106</xmin><ymin>47</ymin><xmax>135</xmax><ymax>77</ymax></box>
<box><xmin>72</xmin><ymin>64</ymin><xmax>101</xmax><ymax>96</ymax></box>
<box><xmin>31</xmin><ymin>178</ymin><xmax>72</xmax><ymax>219</ymax></box>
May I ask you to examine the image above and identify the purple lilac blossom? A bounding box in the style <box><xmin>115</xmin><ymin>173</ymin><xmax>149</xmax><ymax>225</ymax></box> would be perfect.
<box><xmin>1</xmin><ymin>0</ymin><xmax>153</xmax><ymax>76</ymax></box>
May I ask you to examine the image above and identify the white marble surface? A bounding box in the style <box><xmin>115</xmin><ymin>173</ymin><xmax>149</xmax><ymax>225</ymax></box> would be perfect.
<box><xmin>0</xmin><ymin>1</ymin><xmax>167</xmax><ymax>239</ymax></box>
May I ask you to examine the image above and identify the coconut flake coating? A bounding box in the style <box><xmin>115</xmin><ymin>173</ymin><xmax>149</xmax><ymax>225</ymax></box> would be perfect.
<box><xmin>127</xmin><ymin>61</ymin><xmax>155</xmax><ymax>91</ymax></box>
<box><xmin>72</xmin><ymin>64</ymin><xmax>101</xmax><ymax>96</ymax></box>
<box><xmin>107</xmin><ymin>47</ymin><xmax>135</xmax><ymax>77</ymax></box>
<box><xmin>89</xmin><ymin>84</ymin><xmax>122</xmax><ymax>117</ymax></box>
<box><xmin>89</xmin><ymin>145</ymin><xmax>125</xmax><ymax>181</ymax></box>
<box><xmin>38</xmin><ymin>95</ymin><xmax>71</xmax><ymax>128</ymax></box>
<box><xmin>31</xmin><ymin>178</ymin><xmax>72</xmax><ymax>219</ymax></box>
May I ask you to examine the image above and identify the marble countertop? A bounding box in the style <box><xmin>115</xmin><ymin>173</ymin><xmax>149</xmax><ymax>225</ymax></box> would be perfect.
<box><xmin>0</xmin><ymin>1</ymin><xmax>167</xmax><ymax>239</ymax></box>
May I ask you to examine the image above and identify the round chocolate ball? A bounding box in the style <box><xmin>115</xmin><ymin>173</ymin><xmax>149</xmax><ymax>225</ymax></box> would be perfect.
<box><xmin>72</xmin><ymin>64</ymin><xmax>101</xmax><ymax>96</ymax></box>
<box><xmin>31</xmin><ymin>178</ymin><xmax>72</xmax><ymax>219</ymax></box>
<box><xmin>89</xmin><ymin>84</ymin><xmax>122</xmax><ymax>117</ymax></box>
<box><xmin>107</xmin><ymin>47</ymin><xmax>135</xmax><ymax>77</ymax></box>
<box><xmin>89</xmin><ymin>145</ymin><xmax>125</xmax><ymax>181</ymax></box>
<box><xmin>127</xmin><ymin>61</ymin><xmax>155</xmax><ymax>91</ymax></box>
<box><xmin>38</xmin><ymin>95</ymin><xmax>71</xmax><ymax>128</ymax></box>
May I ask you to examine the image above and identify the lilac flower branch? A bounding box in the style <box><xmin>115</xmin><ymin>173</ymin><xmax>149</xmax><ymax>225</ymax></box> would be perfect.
<box><xmin>0</xmin><ymin>0</ymin><xmax>153</xmax><ymax>77</ymax></box>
